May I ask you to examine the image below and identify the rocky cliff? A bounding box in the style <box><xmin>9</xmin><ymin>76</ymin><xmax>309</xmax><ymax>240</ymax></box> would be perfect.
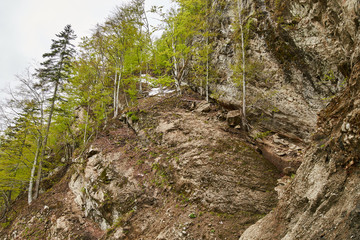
<box><xmin>238</xmin><ymin>0</ymin><xmax>360</xmax><ymax>239</ymax></box>
<box><xmin>210</xmin><ymin>0</ymin><xmax>353</xmax><ymax>139</ymax></box>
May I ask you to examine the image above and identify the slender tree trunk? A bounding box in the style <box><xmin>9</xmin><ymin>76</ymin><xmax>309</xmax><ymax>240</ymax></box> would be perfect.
<box><xmin>113</xmin><ymin>71</ymin><xmax>118</xmax><ymax>112</ymax></box>
<box><xmin>116</xmin><ymin>71</ymin><xmax>122</xmax><ymax>111</ymax></box>
<box><xmin>139</xmin><ymin>69</ymin><xmax>142</xmax><ymax>93</ymax></box>
<box><xmin>139</xmin><ymin>28</ymin><xmax>143</xmax><ymax>93</ymax></box>
<box><xmin>34</xmin><ymin>81</ymin><xmax>59</xmax><ymax>200</ymax></box>
<box><xmin>172</xmin><ymin>26</ymin><xmax>181</xmax><ymax>95</ymax></box>
<box><xmin>83</xmin><ymin>103</ymin><xmax>89</xmax><ymax>144</ymax></box>
<box><xmin>28</xmin><ymin>137</ymin><xmax>42</xmax><ymax>204</ymax></box>
<box><xmin>206</xmin><ymin>0</ymin><xmax>209</xmax><ymax>102</ymax></box>
<box><xmin>28</xmin><ymin>94</ymin><xmax>44</xmax><ymax>205</ymax></box>
<box><xmin>237</xmin><ymin>0</ymin><xmax>247</xmax><ymax>126</ymax></box>
<box><xmin>206</xmin><ymin>36</ymin><xmax>209</xmax><ymax>102</ymax></box>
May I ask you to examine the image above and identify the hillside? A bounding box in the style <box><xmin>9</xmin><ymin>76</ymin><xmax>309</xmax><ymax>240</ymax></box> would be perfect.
<box><xmin>0</xmin><ymin>0</ymin><xmax>359</xmax><ymax>239</ymax></box>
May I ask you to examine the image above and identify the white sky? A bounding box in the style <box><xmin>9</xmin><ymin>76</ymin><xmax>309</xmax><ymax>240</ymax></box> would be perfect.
<box><xmin>0</xmin><ymin>0</ymin><xmax>172</xmax><ymax>96</ymax></box>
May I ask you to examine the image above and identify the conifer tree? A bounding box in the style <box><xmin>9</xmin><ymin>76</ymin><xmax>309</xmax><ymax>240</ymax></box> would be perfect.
<box><xmin>32</xmin><ymin>25</ymin><xmax>76</xmax><ymax>201</ymax></box>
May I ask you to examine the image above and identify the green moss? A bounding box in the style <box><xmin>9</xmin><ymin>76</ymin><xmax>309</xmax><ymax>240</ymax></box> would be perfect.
<box><xmin>254</xmin><ymin>131</ymin><xmax>272</xmax><ymax>140</ymax></box>
<box><xmin>126</xmin><ymin>111</ymin><xmax>139</xmax><ymax>122</ymax></box>
<box><xmin>106</xmin><ymin>209</ymin><xmax>135</xmax><ymax>236</ymax></box>
<box><xmin>100</xmin><ymin>168</ymin><xmax>111</xmax><ymax>184</ymax></box>
<box><xmin>189</xmin><ymin>213</ymin><xmax>197</xmax><ymax>219</ymax></box>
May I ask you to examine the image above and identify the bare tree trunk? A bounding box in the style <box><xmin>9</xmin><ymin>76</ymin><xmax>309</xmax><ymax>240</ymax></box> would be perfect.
<box><xmin>114</xmin><ymin>69</ymin><xmax>122</xmax><ymax>118</ymax></box>
<box><xmin>139</xmin><ymin>69</ymin><xmax>142</xmax><ymax>93</ymax></box>
<box><xmin>139</xmin><ymin>28</ymin><xmax>143</xmax><ymax>93</ymax></box>
<box><xmin>28</xmin><ymin>137</ymin><xmax>42</xmax><ymax>204</ymax></box>
<box><xmin>83</xmin><ymin>103</ymin><xmax>89</xmax><ymax>144</ymax></box>
<box><xmin>237</xmin><ymin>0</ymin><xmax>247</xmax><ymax>127</ymax></box>
<box><xmin>117</xmin><ymin>71</ymin><xmax>122</xmax><ymax>110</ymax></box>
<box><xmin>206</xmin><ymin>37</ymin><xmax>209</xmax><ymax>102</ymax></box>
<box><xmin>34</xmin><ymin>81</ymin><xmax>59</xmax><ymax>200</ymax></box>
<box><xmin>113</xmin><ymin>71</ymin><xmax>118</xmax><ymax>112</ymax></box>
<box><xmin>206</xmin><ymin>0</ymin><xmax>210</xmax><ymax>102</ymax></box>
<box><xmin>172</xmin><ymin>26</ymin><xmax>181</xmax><ymax>95</ymax></box>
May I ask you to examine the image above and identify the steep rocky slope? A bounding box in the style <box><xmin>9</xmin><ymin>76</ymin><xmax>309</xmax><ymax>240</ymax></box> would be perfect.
<box><xmin>0</xmin><ymin>91</ymin><xmax>281</xmax><ymax>239</ymax></box>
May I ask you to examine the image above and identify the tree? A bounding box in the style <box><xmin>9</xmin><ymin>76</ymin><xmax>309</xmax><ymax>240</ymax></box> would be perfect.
<box><xmin>32</xmin><ymin>25</ymin><xmax>76</xmax><ymax>201</ymax></box>
<box><xmin>236</xmin><ymin>0</ymin><xmax>247</xmax><ymax>128</ymax></box>
<box><xmin>154</xmin><ymin>0</ymin><xmax>209</xmax><ymax>95</ymax></box>
<box><xmin>0</xmin><ymin>69</ymin><xmax>46</xmax><ymax>206</ymax></box>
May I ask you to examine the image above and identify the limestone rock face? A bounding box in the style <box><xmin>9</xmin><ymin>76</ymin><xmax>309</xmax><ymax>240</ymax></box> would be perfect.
<box><xmin>239</xmin><ymin>1</ymin><xmax>360</xmax><ymax>238</ymax></box>
<box><xmin>208</xmin><ymin>0</ymin><xmax>356</xmax><ymax>140</ymax></box>
<box><xmin>240</xmin><ymin>64</ymin><xmax>360</xmax><ymax>240</ymax></box>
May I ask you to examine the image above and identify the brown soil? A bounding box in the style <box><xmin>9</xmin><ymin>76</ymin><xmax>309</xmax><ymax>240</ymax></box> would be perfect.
<box><xmin>0</xmin><ymin>90</ymin><xmax>281</xmax><ymax>240</ymax></box>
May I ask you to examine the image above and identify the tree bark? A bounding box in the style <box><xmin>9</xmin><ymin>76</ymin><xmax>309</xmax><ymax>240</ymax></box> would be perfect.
<box><xmin>34</xmin><ymin>80</ymin><xmax>59</xmax><ymax>200</ymax></box>
<box><xmin>237</xmin><ymin>0</ymin><xmax>247</xmax><ymax>127</ymax></box>
<box><xmin>28</xmin><ymin>137</ymin><xmax>42</xmax><ymax>204</ymax></box>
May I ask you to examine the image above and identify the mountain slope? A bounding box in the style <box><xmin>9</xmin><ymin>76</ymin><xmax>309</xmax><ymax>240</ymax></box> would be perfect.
<box><xmin>1</xmin><ymin>91</ymin><xmax>281</xmax><ymax>239</ymax></box>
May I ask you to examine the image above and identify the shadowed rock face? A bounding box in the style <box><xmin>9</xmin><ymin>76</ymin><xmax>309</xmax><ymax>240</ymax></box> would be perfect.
<box><xmin>209</xmin><ymin>0</ymin><xmax>357</xmax><ymax>141</ymax></box>
<box><xmin>240</xmin><ymin>0</ymin><xmax>360</xmax><ymax>239</ymax></box>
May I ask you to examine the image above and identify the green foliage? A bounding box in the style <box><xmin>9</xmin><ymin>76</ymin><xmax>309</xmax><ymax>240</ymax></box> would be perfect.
<box><xmin>126</xmin><ymin>111</ymin><xmax>139</xmax><ymax>122</ymax></box>
<box><xmin>0</xmin><ymin>0</ymin><xmax>225</xmax><ymax>213</ymax></box>
<box><xmin>189</xmin><ymin>213</ymin><xmax>197</xmax><ymax>219</ymax></box>
<box><xmin>232</xmin><ymin>16</ymin><xmax>256</xmax><ymax>86</ymax></box>
<box><xmin>254</xmin><ymin>131</ymin><xmax>272</xmax><ymax>140</ymax></box>
<box><xmin>322</xmin><ymin>70</ymin><xmax>335</xmax><ymax>82</ymax></box>
<box><xmin>153</xmin><ymin>0</ymin><xmax>212</xmax><ymax>93</ymax></box>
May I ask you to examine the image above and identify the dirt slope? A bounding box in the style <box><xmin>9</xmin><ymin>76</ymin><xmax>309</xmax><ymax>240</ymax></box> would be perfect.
<box><xmin>0</xmin><ymin>91</ymin><xmax>281</xmax><ymax>240</ymax></box>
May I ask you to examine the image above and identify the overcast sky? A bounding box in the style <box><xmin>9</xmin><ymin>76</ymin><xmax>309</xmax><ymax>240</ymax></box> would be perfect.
<box><xmin>0</xmin><ymin>0</ymin><xmax>172</xmax><ymax>96</ymax></box>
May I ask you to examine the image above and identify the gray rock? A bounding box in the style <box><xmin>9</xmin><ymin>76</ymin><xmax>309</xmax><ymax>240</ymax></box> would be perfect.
<box><xmin>226</xmin><ymin>110</ymin><xmax>242</xmax><ymax>126</ymax></box>
<box><xmin>195</xmin><ymin>101</ymin><xmax>211</xmax><ymax>113</ymax></box>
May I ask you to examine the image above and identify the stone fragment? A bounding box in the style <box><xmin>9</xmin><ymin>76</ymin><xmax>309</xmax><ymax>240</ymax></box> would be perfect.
<box><xmin>226</xmin><ymin>110</ymin><xmax>242</xmax><ymax>126</ymax></box>
<box><xmin>277</xmin><ymin>152</ymin><xmax>287</xmax><ymax>156</ymax></box>
<box><xmin>217</xmin><ymin>112</ymin><xmax>226</xmax><ymax>121</ymax></box>
<box><xmin>283</xmin><ymin>167</ymin><xmax>296</xmax><ymax>175</ymax></box>
<box><xmin>195</xmin><ymin>101</ymin><xmax>211</xmax><ymax>113</ymax></box>
<box><xmin>341</xmin><ymin>122</ymin><xmax>351</xmax><ymax>132</ymax></box>
<box><xmin>87</xmin><ymin>145</ymin><xmax>100</xmax><ymax>158</ymax></box>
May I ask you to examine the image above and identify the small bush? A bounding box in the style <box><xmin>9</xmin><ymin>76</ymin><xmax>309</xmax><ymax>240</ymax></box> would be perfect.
<box><xmin>189</xmin><ymin>213</ymin><xmax>197</xmax><ymax>219</ymax></box>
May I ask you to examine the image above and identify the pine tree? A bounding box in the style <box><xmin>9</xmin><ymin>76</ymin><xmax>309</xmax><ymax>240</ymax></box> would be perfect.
<box><xmin>32</xmin><ymin>25</ymin><xmax>76</xmax><ymax>202</ymax></box>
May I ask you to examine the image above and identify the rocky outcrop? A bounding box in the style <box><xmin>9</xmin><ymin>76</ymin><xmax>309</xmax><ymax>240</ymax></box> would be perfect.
<box><xmin>240</xmin><ymin>61</ymin><xmax>360</xmax><ymax>240</ymax></box>
<box><xmin>208</xmin><ymin>0</ymin><xmax>352</xmax><ymax>142</ymax></box>
<box><xmin>66</xmin><ymin>95</ymin><xmax>280</xmax><ymax>239</ymax></box>
<box><xmin>0</xmin><ymin>93</ymin><xmax>280</xmax><ymax>239</ymax></box>
<box><xmin>239</xmin><ymin>0</ymin><xmax>360</xmax><ymax>239</ymax></box>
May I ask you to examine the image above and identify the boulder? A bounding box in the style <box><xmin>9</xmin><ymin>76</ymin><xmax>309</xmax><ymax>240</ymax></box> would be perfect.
<box><xmin>195</xmin><ymin>101</ymin><xmax>211</xmax><ymax>113</ymax></box>
<box><xmin>226</xmin><ymin>110</ymin><xmax>242</xmax><ymax>126</ymax></box>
